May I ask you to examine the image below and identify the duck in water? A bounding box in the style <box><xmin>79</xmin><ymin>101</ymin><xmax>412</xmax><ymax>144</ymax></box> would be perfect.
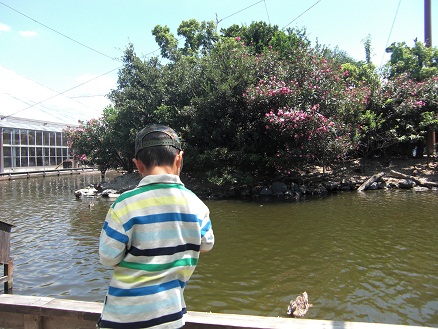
<box><xmin>287</xmin><ymin>291</ymin><xmax>312</xmax><ymax>317</ymax></box>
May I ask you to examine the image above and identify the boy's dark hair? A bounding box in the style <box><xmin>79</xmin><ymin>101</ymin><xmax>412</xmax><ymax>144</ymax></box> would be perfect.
<box><xmin>136</xmin><ymin>135</ymin><xmax>179</xmax><ymax>169</ymax></box>
<box><xmin>135</xmin><ymin>124</ymin><xmax>182</xmax><ymax>169</ymax></box>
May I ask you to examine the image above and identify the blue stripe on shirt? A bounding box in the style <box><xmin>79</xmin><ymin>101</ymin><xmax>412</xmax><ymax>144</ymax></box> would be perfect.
<box><xmin>200</xmin><ymin>220</ymin><xmax>212</xmax><ymax>237</ymax></box>
<box><xmin>108</xmin><ymin>279</ymin><xmax>183</xmax><ymax>297</ymax></box>
<box><xmin>123</xmin><ymin>212</ymin><xmax>199</xmax><ymax>231</ymax></box>
<box><xmin>99</xmin><ymin>309</ymin><xmax>186</xmax><ymax>329</ymax></box>
<box><xmin>103</xmin><ymin>221</ymin><xmax>129</xmax><ymax>244</ymax></box>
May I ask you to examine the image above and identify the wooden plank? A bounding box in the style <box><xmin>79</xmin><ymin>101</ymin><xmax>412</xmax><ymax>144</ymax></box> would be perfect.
<box><xmin>24</xmin><ymin>314</ymin><xmax>42</xmax><ymax>329</ymax></box>
<box><xmin>0</xmin><ymin>275</ymin><xmax>8</xmax><ymax>283</ymax></box>
<box><xmin>0</xmin><ymin>295</ymin><xmax>432</xmax><ymax>329</ymax></box>
<box><xmin>357</xmin><ymin>172</ymin><xmax>385</xmax><ymax>192</ymax></box>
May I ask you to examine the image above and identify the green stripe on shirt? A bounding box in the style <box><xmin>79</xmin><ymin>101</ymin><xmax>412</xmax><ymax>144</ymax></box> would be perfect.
<box><xmin>119</xmin><ymin>257</ymin><xmax>198</xmax><ymax>271</ymax></box>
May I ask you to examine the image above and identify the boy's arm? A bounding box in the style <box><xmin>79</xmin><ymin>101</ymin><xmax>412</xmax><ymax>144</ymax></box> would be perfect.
<box><xmin>200</xmin><ymin>213</ymin><xmax>214</xmax><ymax>252</ymax></box>
<box><xmin>99</xmin><ymin>208</ymin><xmax>128</xmax><ymax>266</ymax></box>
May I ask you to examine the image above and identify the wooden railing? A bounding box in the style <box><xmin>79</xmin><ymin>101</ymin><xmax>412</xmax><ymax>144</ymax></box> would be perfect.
<box><xmin>0</xmin><ymin>294</ymin><xmax>430</xmax><ymax>329</ymax></box>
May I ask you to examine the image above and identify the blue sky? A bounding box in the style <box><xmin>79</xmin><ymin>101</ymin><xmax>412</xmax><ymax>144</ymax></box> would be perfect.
<box><xmin>0</xmin><ymin>0</ymin><xmax>437</xmax><ymax>122</ymax></box>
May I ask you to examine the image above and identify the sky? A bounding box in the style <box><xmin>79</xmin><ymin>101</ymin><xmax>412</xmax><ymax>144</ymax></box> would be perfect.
<box><xmin>0</xmin><ymin>0</ymin><xmax>437</xmax><ymax>124</ymax></box>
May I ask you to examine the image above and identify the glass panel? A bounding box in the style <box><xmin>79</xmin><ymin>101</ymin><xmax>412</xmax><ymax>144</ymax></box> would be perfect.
<box><xmin>3</xmin><ymin>128</ymin><xmax>11</xmax><ymax>144</ymax></box>
<box><xmin>21</xmin><ymin>130</ymin><xmax>28</xmax><ymax>145</ymax></box>
<box><xmin>44</xmin><ymin>132</ymin><xmax>50</xmax><ymax>145</ymax></box>
<box><xmin>62</xmin><ymin>148</ymin><xmax>68</xmax><ymax>157</ymax></box>
<box><xmin>36</xmin><ymin>157</ymin><xmax>43</xmax><ymax>166</ymax></box>
<box><xmin>50</xmin><ymin>133</ymin><xmax>55</xmax><ymax>146</ymax></box>
<box><xmin>44</xmin><ymin>158</ymin><xmax>50</xmax><ymax>166</ymax></box>
<box><xmin>44</xmin><ymin>147</ymin><xmax>50</xmax><ymax>157</ymax></box>
<box><xmin>56</xmin><ymin>133</ymin><xmax>61</xmax><ymax>146</ymax></box>
<box><xmin>21</xmin><ymin>147</ymin><xmax>28</xmax><ymax>157</ymax></box>
<box><xmin>36</xmin><ymin>147</ymin><xmax>42</xmax><ymax>157</ymax></box>
<box><xmin>50</xmin><ymin>157</ymin><xmax>57</xmax><ymax>166</ymax></box>
<box><xmin>28</xmin><ymin>131</ymin><xmax>35</xmax><ymax>145</ymax></box>
<box><xmin>36</xmin><ymin>131</ymin><xmax>43</xmax><ymax>145</ymax></box>
<box><xmin>4</xmin><ymin>157</ymin><xmax>11</xmax><ymax>168</ymax></box>
<box><xmin>3</xmin><ymin>146</ymin><xmax>11</xmax><ymax>156</ymax></box>
<box><xmin>56</xmin><ymin>148</ymin><xmax>61</xmax><ymax>157</ymax></box>
<box><xmin>13</xmin><ymin>147</ymin><xmax>20</xmax><ymax>157</ymax></box>
<box><xmin>29</xmin><ymin>157</ymin><xmax>35</xmax><ymax>166</ymax></box>
<box><xmin>21</xmin><ymin>157</ymin><xmax>28</xmax><ymax>167</ymax></box>
<box><xmin>61</xmin><ymin>134</ymin><xmax>68</xmax><ymax>147</ymax></box>
<box><xmin>13</xmin><ymin>130</ymin><xmax>20</xmax><ymax>145</ymax></box>
<box><xmin>29</xmin><ymin>147</ymin><xmax>36</xmax><ymax>157</ymax></box>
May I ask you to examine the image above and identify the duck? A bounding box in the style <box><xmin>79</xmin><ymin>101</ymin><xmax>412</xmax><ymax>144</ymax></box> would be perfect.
<box><xmin>287</xmin><ymin>291</ymin><xmax>312</xmax><ymax>317</ymax></box>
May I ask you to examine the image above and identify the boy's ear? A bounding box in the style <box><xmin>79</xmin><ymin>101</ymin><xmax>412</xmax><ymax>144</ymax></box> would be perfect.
<box><xmin>175</xmin><ymin>151</ymin><xmax>184</xmax><ymax>174</ymax></box>
<box><xmin>133</xmin><ymin>158</ymin><xmax>146</xmax><ymax>175</ymax></box>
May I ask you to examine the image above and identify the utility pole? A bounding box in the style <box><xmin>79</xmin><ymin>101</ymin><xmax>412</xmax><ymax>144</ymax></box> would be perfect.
<box><xmin>424</xmin><ymin>0</ymin><xmax>436</xmax><ymax>157</ymax></box>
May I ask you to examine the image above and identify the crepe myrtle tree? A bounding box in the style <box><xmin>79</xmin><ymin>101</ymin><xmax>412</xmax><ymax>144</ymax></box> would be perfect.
<box><xmin>363</xmin><ymin>73</ymin><xmax>438</xmax><ymax>157</ymax></box>
<box><xmin>63</xmin><ymin>109</ymin><xmax>129</xmax><ymax>176</ymax></box>
<box><xmin>244</xmin><ymin>45</ymin><xmax>369</xmax><ymax>173</ymax></box>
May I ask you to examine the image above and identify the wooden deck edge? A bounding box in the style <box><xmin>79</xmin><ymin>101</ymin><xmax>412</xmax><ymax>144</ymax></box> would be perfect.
<box><xmin>0</xmin><ymin>294</ymin><xmax>431</xmax><ymax>329</ymax></box>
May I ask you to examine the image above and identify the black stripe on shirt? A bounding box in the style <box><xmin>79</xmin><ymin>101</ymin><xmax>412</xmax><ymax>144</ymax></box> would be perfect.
<box><xmin>128</xmin><ymin>243</ymin><xmax>200</xmax><ymax>257</ymax></box>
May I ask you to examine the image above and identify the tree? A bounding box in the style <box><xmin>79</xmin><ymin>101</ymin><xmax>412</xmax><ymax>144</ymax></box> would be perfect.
<box><xmin>383</xmin><ymin>41</ymin><xmax>438</xmax><ymax>156</ymax></box>
<box><xmin>63</xmin><ymin>110</ymin><xmax>124</xmax><ymax>176</ymax></box>
<box><xmin>385</xmin><ymin>41</ymin><xmax>438</xmax><ymax>81</ymax></box>
<box><xmin>152</xmin><ymin>20</ymin><xmax>218</xmax><ymax>61</ymax></box>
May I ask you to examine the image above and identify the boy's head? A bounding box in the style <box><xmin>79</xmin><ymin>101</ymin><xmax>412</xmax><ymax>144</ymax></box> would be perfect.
<box><xmin>134</xmin><ymin>124</ymin><xmax>183</xmax><ymax>172</ymax></box>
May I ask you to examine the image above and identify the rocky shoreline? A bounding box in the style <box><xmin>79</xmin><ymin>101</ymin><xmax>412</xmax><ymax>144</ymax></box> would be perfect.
<box><xmin>100</xmin><ymin>157</ymin><xmax>438</xmax><ymax>201</ymax></box>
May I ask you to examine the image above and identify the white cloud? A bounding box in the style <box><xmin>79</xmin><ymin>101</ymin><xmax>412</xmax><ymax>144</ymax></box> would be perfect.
<box><xmin>19</xmin><ymin>30</ymin><xmax>38</xmax><ymax>37</ymax></box>
<box><xmin>0</xmin><ymin>23</ymin><xmax>11</xmax><ymax>32</ymax></box>
<box><xmin>0</xmin><ymin>66</ymin><xmax>112</xmax><ymax>124</ymax></box>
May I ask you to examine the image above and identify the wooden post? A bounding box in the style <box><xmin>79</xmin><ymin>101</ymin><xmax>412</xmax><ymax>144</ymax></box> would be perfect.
<box><xmin>4</xmin><ymin>257</ymin><xmax>13</xmax><ymax>292</ymax></box>
<box><xmin>0</xmin><ymin>219</ymin><xmax>14</xmax><ymax>292</ymax></box>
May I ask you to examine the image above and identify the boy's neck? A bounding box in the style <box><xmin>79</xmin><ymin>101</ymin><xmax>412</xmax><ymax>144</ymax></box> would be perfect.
<box><xmin>142</xmin><ymin>165</ymin><xmax>179</xmax><ymax>177</ymax></box>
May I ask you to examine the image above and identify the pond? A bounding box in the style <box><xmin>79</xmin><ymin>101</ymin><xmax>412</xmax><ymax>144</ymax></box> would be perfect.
<box><xmin>0</xmin><ymin>172</ymin><xmax>437</xmax><ymax>327</ymax></box>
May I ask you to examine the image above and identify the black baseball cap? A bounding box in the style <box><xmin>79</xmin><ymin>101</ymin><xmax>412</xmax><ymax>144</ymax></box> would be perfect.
<box><xmin>135</xmin><ymin>124</ymin><xmax>182</xmax><ymax>156</ymax></box>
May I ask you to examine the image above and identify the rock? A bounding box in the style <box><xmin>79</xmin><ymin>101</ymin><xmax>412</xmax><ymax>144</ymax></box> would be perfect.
<box><xmin>413</xmin><ymin>186</ymin><xmax>429</xmax><ymax>192</ymax></box>
<box><xmin>324</xmin><ymin>181</ymin><xmax>340</xmax><ymax>191</ymax></box>
<box><xmin>367</xmin><ymin>182</ymin><xmax>379</xmax><ymax>190</ymax></box>
<box><xmin>259</xmin><ymin>187</ymin><xmax>273</xmax><ymax>196</ymax></box>
<box><xmin>398</xmin><ymin>179</ymin><xmax>416</xmax><ymax>189</ymax></box>
<box><xmin>271</xmin><ymin>182</ymin><xmax>288</xmax><ymax>194</ymax></box>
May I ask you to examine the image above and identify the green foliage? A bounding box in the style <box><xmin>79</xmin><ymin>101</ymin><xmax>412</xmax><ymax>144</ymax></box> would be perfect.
<box><xmin>385</xmin><ymin>41</ymin><xmax>438</xmax><ymax>81</ymax></box>
<box><xmin>66</xmin><ymin>19</ymin><xmax>438</xmax><ymax>187</ymax></box>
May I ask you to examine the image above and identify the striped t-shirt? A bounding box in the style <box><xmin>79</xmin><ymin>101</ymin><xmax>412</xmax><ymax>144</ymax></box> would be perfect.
<box><xmin>98</xmin><ymin>174</ymin><xmax>214</xmax><ymax>329</ymax></box>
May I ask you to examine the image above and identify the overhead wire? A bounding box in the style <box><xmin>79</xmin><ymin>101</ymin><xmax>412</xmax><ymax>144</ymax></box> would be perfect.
<box><xmin>282</xmin><ymin>0</ymin><xmax>323</xmax><ymax>30</ymax></box>
<box><xmin>263</xmin><ymin>0</ymin><xmax>271</xmax><ymax>25</ymax></box>
<box><xmin>0</xmin><ymin>66</ymin><xmax>122</xmax><ymax>120</ymax></box>
<box><xmin>0</xmin><ymin>1</ymin><xmax>120</xmax><ymax>62</ymax></box>
<box><xmin>216</xmin><ymin>0</ymin><xmax>264</xmax><ymax>25</ymax></box>
<box><xmin>381</xmin><ymin>0</ymin><xmax>402</xmax><ymax>66</ymax></box>
<box><xmin>2</xmin><ymin>0</ymin><xmax>319</xmax><ymax>120</ymax></box>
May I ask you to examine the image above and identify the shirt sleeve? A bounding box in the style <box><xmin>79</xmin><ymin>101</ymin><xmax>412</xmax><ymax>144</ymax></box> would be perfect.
<box><xmin>199</xmin><ymin>210</ymin><xmax>214</xmax><ymax>252</ymax></box>
<box><xmin>99</xmin><ymin>207</ymin><xmax>128</xmax><ymax>266</ymax></box>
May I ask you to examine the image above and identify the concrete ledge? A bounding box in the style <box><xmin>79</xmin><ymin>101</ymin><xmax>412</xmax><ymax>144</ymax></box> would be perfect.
<box><xmin>0</xmin><ymin>294</ymin><xmax>430</xmax><ymax>329</ymax></box>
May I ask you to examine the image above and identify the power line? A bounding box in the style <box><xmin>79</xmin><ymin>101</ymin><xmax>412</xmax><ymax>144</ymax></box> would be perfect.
<box><xmin>282</xmin><ymin>0</ymin><xmax>323</xmax><ymax>30</ymax></box>
<box><xmin>264</xmin><ymin>0</ymin><xmax>271</xmax><ymax>25</ymax></box>
<box><xmin>381</xmin><ymin>0</ymin><xmax>402</xmax><ymax>66</ymax></box>
<box><xmin>216</xmin><ymin>0</ymin><xmax>264</xmax><ymax>25</ymax></box>
<box><xmin>0</xmin><ymin>1</ymin><xmax>120</xmax><ymax>62</ymax></box>
<box><xmin>0</xmin><ymin>66</ymin><xmax>122</xmax><ymax>120</ymax></box>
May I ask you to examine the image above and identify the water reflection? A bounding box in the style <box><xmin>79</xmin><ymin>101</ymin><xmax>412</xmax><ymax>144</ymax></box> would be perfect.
<box><xmin>1</xmin><ymin>174</ymin><xmax>437</xmax><ymax>327</ymax></box>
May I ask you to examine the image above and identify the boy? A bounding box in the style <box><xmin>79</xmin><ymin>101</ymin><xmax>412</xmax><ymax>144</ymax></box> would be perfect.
<box><xmin>98</xmin><ymin>124</ymin><xmax>214</xmax><ymax>329</ymax></box>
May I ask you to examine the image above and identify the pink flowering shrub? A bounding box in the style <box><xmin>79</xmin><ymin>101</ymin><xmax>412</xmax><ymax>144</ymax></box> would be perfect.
<box><xmin>363</xmin><ymin>73</ymin><xmax>438</xmax><ymax>156</ymax></box>
<box><xmin>243</xmin><ymin>47</ymin><xmax>369</xmax><ymax>170</ymax></box>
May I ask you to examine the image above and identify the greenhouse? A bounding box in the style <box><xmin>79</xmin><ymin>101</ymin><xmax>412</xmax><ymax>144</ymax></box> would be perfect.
<box><xmin>0</xmin><ymin>116</ymin><xmax>70</xmax><ymax>173</ymax></box>
<box><xmin>0</xmin><ymin>66</ymin><xmax>105</xmax><ymax>174</ymax></box>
